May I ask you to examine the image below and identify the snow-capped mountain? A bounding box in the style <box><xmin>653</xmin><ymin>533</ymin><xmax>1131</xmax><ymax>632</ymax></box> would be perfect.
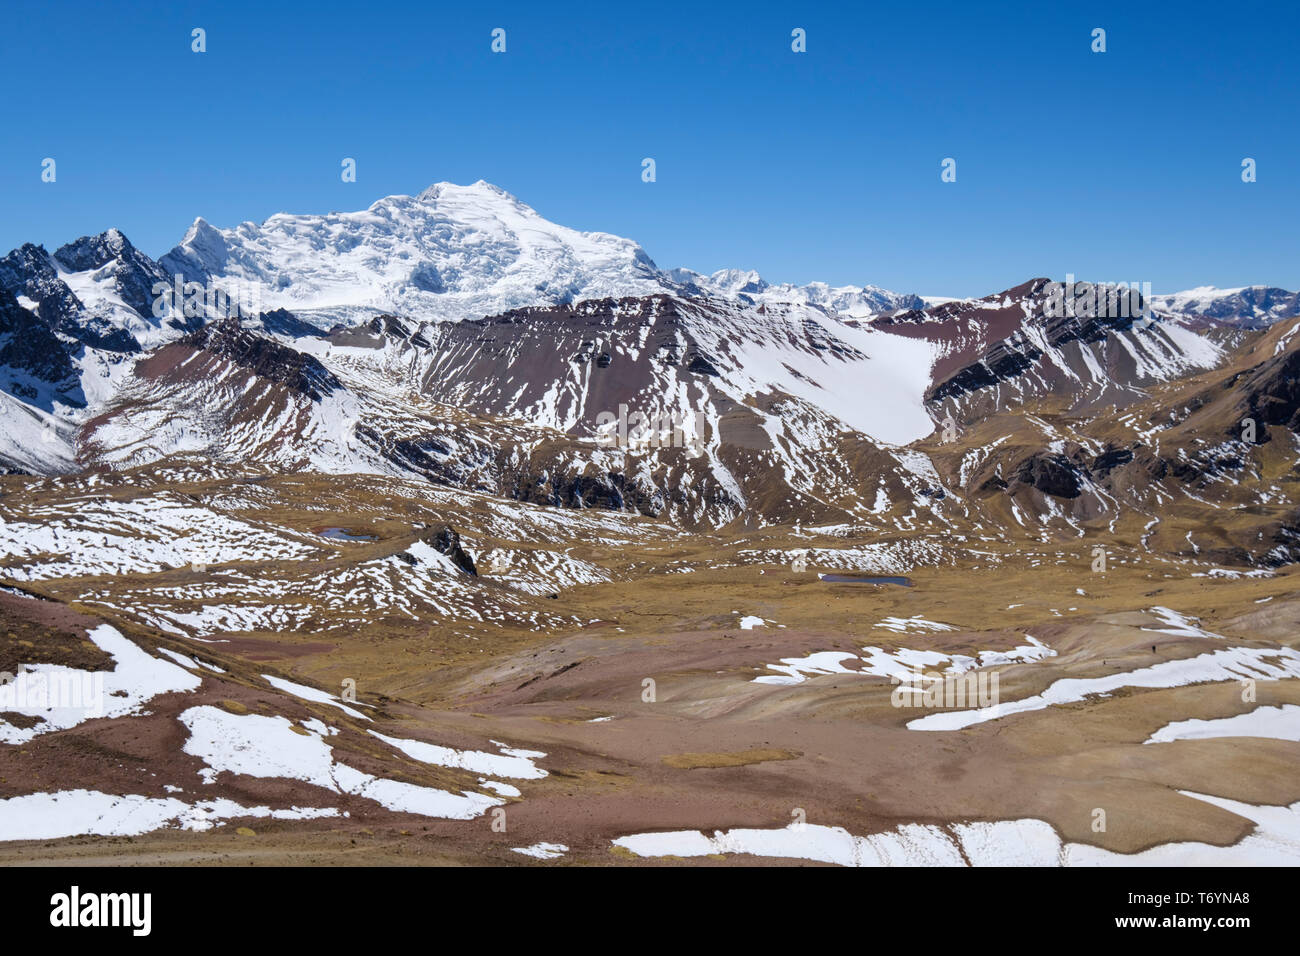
<box><xmin>872</xmin><ymin>278</ymin><xmax>1223</xmax><ymax>419</ymax></box>
<box><xmin>1150</xmin><ymin>286</ymin><xmax>1300</xmax><ymax>328</ymax></box>
<box><xmin>0</xmin><ymin>230</ymin><xmax>194</xmax><ymax>354</ymax></box>
<box><xmin>72</xmin><ymin>276</ymin><xmax>1267</xmax><ymax>532</ymax></box>
<box><xmin>664</xmin><ymin>267</ymin><xmax>924</xmax><ymax>318</ymax></box>
<box><xmin>77</xmin><ymin>293</ymin><xmax>945</xmax><ymax>526</ymax></box>
<box><xmin>2</xmin><ymin>179</ymin><xmax>1298</xmax><ymax>543</ymax></box>
<box><xmin>160</xmin><ymin>181</ymin><xmax>927</xmax><ymax>327</ymax></box>
<box><xmin>160</xmin><ymin>181</ymin><xmax>667</xmax><ymax>327</ymax></box>
<box><xmin>0</xmin><ymin>181</ymin><xmax>933</xmax><ymax>479</ymax></box>
<box><xmin>0</xmin><ymin>230</ymin><xmax>204</xmax><ymax>471</ymax></box>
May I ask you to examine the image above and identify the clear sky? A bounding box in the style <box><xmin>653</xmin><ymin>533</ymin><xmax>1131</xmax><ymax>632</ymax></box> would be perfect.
<box><xmin>2</xmin><ymin>0</ymin><xmax>1296</xmax><ymax>298</ymax></box>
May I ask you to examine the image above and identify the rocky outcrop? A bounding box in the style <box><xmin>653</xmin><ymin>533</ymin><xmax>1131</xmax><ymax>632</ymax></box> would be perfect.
<box><xmin>250</xmin><ymin>308</ymin><xmax>325</xmax><ymax>339</ymax></box>
<box><xmin>0</xmin><ymin>289</ymin><xmax>81</xmax><ymax>405</ymax></box>
<box><xmin>420</xmin><ymin>525</ymin><xmax>477</xmax><ymax>576</ymax></box>
<box><xmin>0</xmin><ymin>244</ymin><xmax>140</xmax><ymax>352</ymax></box>
<box><xmin>686</xmin><ymin>350</ymin><xmax>720</xmax><ymax>376</ymax></box>
<box><xmin>183</xmin><ymin>318</ymin><xmax>341</xmax><ymax>400</ymax></box>
<box><xmin>929</xmin><ymin>338</ymin><xmax>1040</xmax><ymax>401</ymax></box>
<box><xmin>1091</xmin><ymin>447</ymin><xmax>1134</xmax><ymax>477</ymax></box>
<box><xmin>1011</xmin><ymin>453</ymin><xmax>1087</xmax><ymax>499</ymax></box>
<box><xmin>53</xmin><ymin>229</ymin><xmax>176</xmax><ymax>328</ymax></box>
<box><xmin>929</xmin><ymin>290</ymin><xmax>1144</xmax><ymax>405</ymax></box>
<box><xmin>1236</xmin><ymin>349</ymin><xmax>1300</xmax><ymax>438</ymax></box>
<box><xmin>506</xmin><ymin>467</ymin><xmax>674</xmax><ymax>518</ymax></box>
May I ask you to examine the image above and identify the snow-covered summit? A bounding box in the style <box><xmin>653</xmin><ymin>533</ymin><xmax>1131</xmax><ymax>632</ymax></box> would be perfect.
<box><xmin>159</xmin><ymin>181</ymin><xmax>925</xmax><ymax>327</ymax></box>
<box><xmin>1150</xmin><ymin>285</ymin><xmax>1300</xmax><ymax>328</ymax></box>
<box><xmin>666</xmin><ymin>267</ymin><xmax>924</xmax><ymax>318</ymax></box>
<box><xmin>160</xmin><ymin>181</ymin><xmax>666</xmax><ymax>326</ymax></box>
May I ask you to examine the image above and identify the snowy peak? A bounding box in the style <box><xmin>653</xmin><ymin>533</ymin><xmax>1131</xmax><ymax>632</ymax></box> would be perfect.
<box><xmin>160</xmin><ymin>181</ymin><xmax>666</xmax><ymax>325</ymax></box>
<box><xmin>162</xmin><ymin>217</ymin><xmax>231</xmax><ymax>279</ymax></box>
<box><xmin>0</xmin><ymin>234</ymin><xmax>182</xmax><ymax>354</ymax></box>
<box><xmin>667</xmin><ymin>266</ymin><xmax>923</xmax><ymax>318</ymax></box>
<box><xmin>52</xmin><ymin>228</ymin><xmax>134</xmax><ymax>271</ymax></box>
<box><xmin>51</xmin><ymin>229</ymin><xmax>180</xmax><ymax>337</ymax></box>
<box><xmin>1151</xmin><ymin>285</ymin><xmax>1300</xmax><ymax>328</ymax></box>
<box><xmin>159</xmin><ymin>181</ymin><xmax>921</xmax><ymax>328</ymax></box>
<box><xmin>414</xmin><ymin>179</ymin><xmax>518</xmax><ymax>206</ymax></box>
<box><xmin>696</xmin><ymin>268</ymin><xmax>769</xmax><ymax>295</ymax></box>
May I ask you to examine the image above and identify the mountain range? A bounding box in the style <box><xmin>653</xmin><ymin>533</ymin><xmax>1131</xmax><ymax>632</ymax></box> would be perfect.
<box><xmin>2</xmin><ymin>181</ymin><xmax>1299</xmax><ymax>551</ymax></box>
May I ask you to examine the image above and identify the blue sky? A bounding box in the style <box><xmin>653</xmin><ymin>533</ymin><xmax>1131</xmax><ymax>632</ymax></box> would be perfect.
<box><xmin>2</xmin><ymin>0</ymin><xmax>1296</xmax><ymax>297</ymax></box>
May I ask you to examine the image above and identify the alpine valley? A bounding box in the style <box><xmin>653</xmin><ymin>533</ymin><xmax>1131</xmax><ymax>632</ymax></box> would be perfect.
<box><xmin>2</xmin><ymin>182</ymin><xmax>1299</xmax><ymax>866</ymax></box>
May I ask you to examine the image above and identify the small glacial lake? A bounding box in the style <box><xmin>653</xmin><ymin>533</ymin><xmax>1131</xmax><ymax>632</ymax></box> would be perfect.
<box><xmin>319</xmin><ymin>527</ymin><xmax>377</xmax><ymax>542</ymax></box>
<box><xmin>818</xmin><ymin>574</ymin><xmax>913</xmax><ymax>586</ymax></box>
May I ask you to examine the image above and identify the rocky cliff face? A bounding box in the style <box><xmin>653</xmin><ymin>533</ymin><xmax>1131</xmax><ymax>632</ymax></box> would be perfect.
<box><xmin>0</xmin><ymin>243</ymin><xmax>138</xmax><ymax>352</ymax></box>
<box><xmin>421</xmin><ymin>525</ymin><xmax>478</xmax><ymax>576</ymax></box>
<box><xmin>182</xmin><ymin>317</ymin><xmax>341</xmax><ymax>401</ymax></box>
<box><xmin>0</xmin><ymin>289</ymin><xmax>81</xmax><ymax>406</ymax></box>
<box><xmin>871</xmin><ymin>279</ymin><xmax>1220</xmax><ymax>419</ymax></box>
